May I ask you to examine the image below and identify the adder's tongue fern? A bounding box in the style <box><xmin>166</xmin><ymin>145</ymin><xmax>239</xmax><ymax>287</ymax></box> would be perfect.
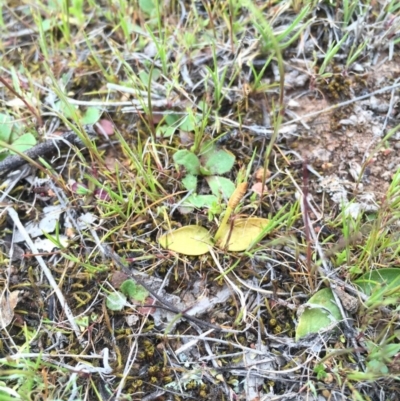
<box><xmin>214</xmin><ymin>182</ymin><xmax>248</xmax><ymax>242</ymax></box>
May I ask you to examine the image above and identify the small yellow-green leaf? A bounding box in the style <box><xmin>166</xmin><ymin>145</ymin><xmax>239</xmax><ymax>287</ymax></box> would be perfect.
<box><xmin>355</xmin><ymin>268</ymin><xmax>400</xmax><ymax>295</ymax></box>
<box><xmin>203</xmin><ymin>149</ymin><xmax>235</xmax><ymax>175</ymax></box>
<box><xmin>295</xmin><ymin>288</ymin><xmax>341</xmax><ymax>341</ymax></box>
<box><xmin>0</xmin><ymin>113</ymin><xmax>13</xmax><ymax>142</ymax></box>
<box><xmin>217</xmin><ymin>217</ymin><xmax>269</xmax><ymax>251</ymax></box>
<box><xmin>173</xmin><ymin>150</ymin><xmax>200</xmax><ymax>175</ymax></box>
<box><xmin>81</xmin><ymin>107</ymin><xmax>101</xmax><ymax>125</ymax></box>
<box><xmin>106</xmin><ymin>292</ymin><xmax>127</xmax><ymax>311</ymax></box>
<box><xmin>158</xmin><ymin>225</ymin><xmax>212</xmax><ymax>255</ymax></box>
<box><xmin>355</xmin><ymin>268</ymin><xmax>400</xmax><ymax>306</ymax></box>
<box><xmin>10</xmin><ymin>133</ymin><xmax>36</xmax><ymax>154</ymax></box>
<box><xmin>120</xmin><ymin>279</ymin><xmax>149</xmax><ymax>302</ymax></box>
<box><xmin>206</xmin><ymin>176</ymin><xmax>235</xmax><ymax>198</ymax></box>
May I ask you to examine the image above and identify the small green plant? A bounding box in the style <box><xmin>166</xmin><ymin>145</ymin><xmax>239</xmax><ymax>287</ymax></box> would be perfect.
<box><xmin>173</xmin><ymin>141</ymin><xmax>236</xmax><ymax>214</ymax></box>
<box><xmin>67</xmin><ymin>0</ymin><xmax>85</xmax><ymax>25</ymax></box>
<box><xmin>158</xmin><ymin>182</ymin><xmax>271</xmax><ymax>255</ymax></box>
<box><xmin>156</xmin><ymin>111</ymin><xmax>202</xmax><ymax>139</ymax></box>
<box><xmin>0</xmin><ymin>113</ymin><xmax>37</xmax><ymax>160</ymax></box>
<box><xmin>296</xmin><ymin>268</ymin><xmax>400</xmax><ymax>340</ymax></box>
<box><xmin>120</xmin><ymin>279</ymin><xmax>149</xmax><ymax>302</ymax></box>
<box><xmin>348</xmin><ymin>338</ymin><xmax>400</xmax><ymax>380</ymax></box>
<box><xmin>365</xmin><ymin>340</ymin><xmax>400</xmax><ymax>375</ymax></box>
<box><xmin>165</xmin><ymin>368</ymin><xmax>204</xmax><ymax>391</ymax></box>
<box><xmin>53</xmin><ymin>102</ymin><xmax>102</xmax><ymax>126</ymax></box>
<box><xmin>106</xmin><ymin>279</ymin><xmax>149</xmax><ymax>311</ymax></box>
<box><xmin>314</xmin><ymin>364</ymin><xmax>328</xmax><ymax>380</ymax></box>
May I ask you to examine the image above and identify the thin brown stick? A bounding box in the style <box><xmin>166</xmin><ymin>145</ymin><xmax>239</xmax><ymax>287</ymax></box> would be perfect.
<box><xmin>0</xmin><ymin>76</ymin><xmax>42</xmax><ymax>126</ymax></box>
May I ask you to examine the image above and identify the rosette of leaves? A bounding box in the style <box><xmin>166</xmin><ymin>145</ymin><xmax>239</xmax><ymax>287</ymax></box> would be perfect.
<box><xmin>173</xmin><ymin>142</ymin><xmax>235</xmax><ymax>216</ymax></box>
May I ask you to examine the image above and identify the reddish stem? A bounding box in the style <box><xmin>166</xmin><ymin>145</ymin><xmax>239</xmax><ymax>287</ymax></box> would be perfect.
<box><xmin>0</xmin><ymin>76</ymin><xmax>42</xmax><ymax>126</ymax></box>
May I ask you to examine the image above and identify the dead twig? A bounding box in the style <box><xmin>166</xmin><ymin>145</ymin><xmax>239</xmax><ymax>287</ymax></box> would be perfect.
<box><xmin>0</xmin><ymin>127</ymin><xmax>97</xmax><ymax>175</ymax></box>
<box><xmin>6</xmin><ymin>207</ymin><xmax>86</xmax><ymax>347</ymax></box>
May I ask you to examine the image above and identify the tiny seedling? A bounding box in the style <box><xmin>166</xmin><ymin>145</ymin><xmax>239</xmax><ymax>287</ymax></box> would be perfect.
<box><xmin>106</xmin><ymin>279</ymin><xmax>149</xmax><ymax>311</ymax></box>
<box><xmin>156</xmin><ymin>110</ymin><xmax>202</xmax><ymax>138</ymax></box>
<box><xmin>120</xmin><ymin>279</ymin><xmax>149</xmax><ymax>302</ymax></box>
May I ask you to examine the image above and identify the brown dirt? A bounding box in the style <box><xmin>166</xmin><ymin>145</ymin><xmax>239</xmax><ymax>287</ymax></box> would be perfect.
<box><xmin>288</xmin><ymin>57</ymin><xmax>400</xmax><ymax>212</ymax></box>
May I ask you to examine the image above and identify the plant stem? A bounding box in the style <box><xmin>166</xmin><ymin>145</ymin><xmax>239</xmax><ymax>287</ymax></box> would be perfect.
<box><xmin>214</xmin><ymin>182</ymin><xmax>248</xmax><ymax>242</ymax></box>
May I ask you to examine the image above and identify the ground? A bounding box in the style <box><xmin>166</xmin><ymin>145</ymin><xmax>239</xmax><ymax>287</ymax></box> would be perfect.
<box><xmin>1</xmin><ymin>1</ymin><xmax>400</xmax><ymax>401</ymax></box>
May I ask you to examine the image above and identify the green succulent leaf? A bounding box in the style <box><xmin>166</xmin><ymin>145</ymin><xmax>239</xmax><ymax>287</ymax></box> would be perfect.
<box><xmin>54</xmin><ymin>100</ymin><xmax>79</xmax><ymax>119</ymax></box>
<box><xmin>120</xmin><ymin>279</ymin><xmax>149</xmax><ymax>302</ymax></box>
<box><xmin>295</xmin><ymin>288</ymin><xmax>341</xmax><ymax>341</ymax></box>
<box><xmin>199</xmin><ymin>166</ymin><xmax>212</xmax><ymax>176</ymax></box>
<box><xmin>0</xmin><ymin>113</ymin><xmax>13</xmax><ymax>142</ymax></box>
<box><xmin>203</xmin><ymin>149</ymin><xmax>235</xmax><ymax>175</ymax></box>
<box><xmin>106</xmin><ymin>292</ymin><xmax>127</xmax><ymax>311</ymax></box>
<box><xmin>139</xmin><ymin>69</ymin><xmax>161</xmax><ymax>86</ymax></box>
<box><xmin>199</xmin><ymin>140</ymin><xmax>216</xmax><ymax>156</ymax></box>
<box><xmin>173</xmin><ymin>150</ymin><xmax>200</xmax><ymax>175</ymax></box>
<box><xmin>158</xmin><ymin>225</ymin><xmax>213</xmax><ymax>255</ymax></box>
<box><xmin>10</xmin><ymin>133</ymin><xmax>37</xmax><ymax>154</ymax></box>
<box><xmin>179</xmin><ymin>114</ymin><xmax>201</xmax><ymax>131</ymax></box>
<box><xmin>206</xmin><ymin>176</ymin><xmax>235</xmax><ymax>198</ymax></box>
<box><xmin>158</xmin><ymin>114</ymin><xmax>181</xmax><ymax>137</ymax></box>
<box><xmin>139</xmin><ymin>0</ymin><xmax>155</xmax><ymax>14</ymax></box>
<box><xmin>183</xmin><ymin>194</ymin><xmax>218</xmax><ymax>209</ymax></box>
<box><xmin>165</xmin><ymin>114</ymin><xmax>180</xmax><ymax>126</ymax></box>
<box><xmin>355</xmin><ymin>268</ymin><xmax>400</xmax><ymax>306</ymax></box>
<box><xmin>217</xmin><ymin>217</ymin><xmax>269</xmax><ymax>251</ymax></box>
<box><xmin>81</xmin><ymin>107</ymin><xmax>101</xmax><ymax>125</ymax></box>
<box><xmin>182</xmin><ymin>174</ymin><xmax>197</xmax><ymax>191</ymax></box>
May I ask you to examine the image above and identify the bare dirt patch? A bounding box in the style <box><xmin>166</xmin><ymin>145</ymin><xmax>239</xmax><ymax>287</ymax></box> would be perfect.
<box><xmin>288</xmin><ymin>58</ymin><xmax>400</xmax><ymax>215</ymax></box>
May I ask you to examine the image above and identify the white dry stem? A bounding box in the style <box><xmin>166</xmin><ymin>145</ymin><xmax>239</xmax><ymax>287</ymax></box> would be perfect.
<box><xmin>164</xmin><ymin>334</ymin><xmax>268</xmax><ymax>355</ymax></box>
<box><xmin>208</xmin><ymin>247</ymin><xmax>248</xmax><ymax>322</ymax></box>
<box><xmin>200</xmin><ymin>351</ymin><xmax>251</xmax><ymax>361</ymax></box>
<box><xmin>246</xmin><ymin>294</ymin><xmax>272</xmax><ymax>401</ymax></box>
<box><xmin>114</xmin><ymin>314</ymin><xmax>149</xmax><ymax>400</ymax></box>
<box><xmin>283</xmin><ymin>81</ymin><xmax>400</xmax><ymax>127</ymax></box>
<box><xmin>0</xmin><ymin>386</ymin><xmax>21</xmax><ymax>399</ymax></box>
<box><xmin>30</xmin><ymin>348</ymin><xmax>112</xmax><ymax>375</ymax></box>
<box><xmin>175</xmin><ymin>328</ymin><xmax>215</xmax><ymax>355</ymax></box>
<box><xmin>285</xmin><ymin>174</ymin><xmax>366</xmax><ymax>358</ymax></box>
<box><xmin>382</xmin><ymin>79</ymin><xmax>400</xmax><ymax>132</ymax></box>
<box><xmin>47</xmin><ymin>182</ymin><xmax>86</xmax><ymax>243</ymax></box>
<box><xmin>66</xmin><ymin>95</ymin><xmax>185</xmax><ymax>110</ymax></box>
<box><xmin>6</xmin><ymin>207</ymin><xmax>85</xmax><ymax>345</ymax></box>
<box><xmin>231</xmin><ymin>354</ymin><xmax>315</xmax><ymax>376</ymax></box>
<box><xmin>106</xmin><ymin>83</ymin><xmax>165</xmax><ymax>98</ymax></box>
<box><xmin>0</xmin><ymin>165</ymin><xmax>32</xmax><ymax>203</ymax></box>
